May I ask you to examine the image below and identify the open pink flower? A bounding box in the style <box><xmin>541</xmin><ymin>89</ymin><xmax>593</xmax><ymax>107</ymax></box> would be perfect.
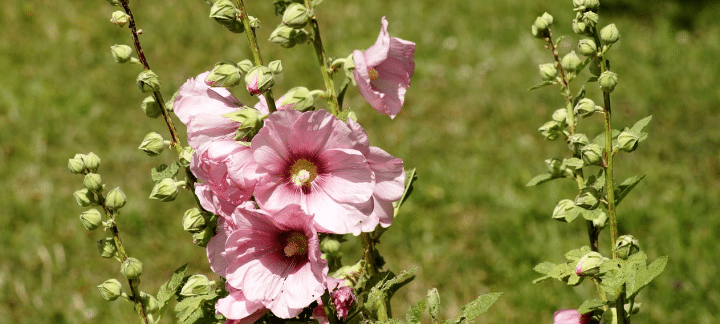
<box><xmin>352</xmin><ymin>16</ymin><xmax>416</xmax><ymax>119</ymax></box>
<box><xmin>221</xmin><ymin>204</ymin><xmax>328</xmax><ymax>318</ymax></box>
<box><xmin>553</xmin><ymin>309</ymin><xmax>592</xmax><ymax>324</ymax></box>
<box><xmin>215</xmin><ymin>283</ymin><xmax>268</xmax><ymax>324</ymax></box>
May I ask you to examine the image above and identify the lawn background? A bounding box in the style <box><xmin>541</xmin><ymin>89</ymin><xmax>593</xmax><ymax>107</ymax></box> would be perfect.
<box><xmin>1</xmin><ymin>0</ymin><xmax>718</xmax><ymax>322</ymax></box>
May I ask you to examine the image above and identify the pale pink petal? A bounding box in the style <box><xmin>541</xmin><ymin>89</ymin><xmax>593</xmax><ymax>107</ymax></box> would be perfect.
<box><xmin>367</xmin><ymin>146</ymin><xmax>405</xmax><ymax>201</ymax></box>
<box><xmin>315</xmin><ymin>148</ymin><xmax>374</xmax><ymax>203</ymax></box>
<box><xmin>363</xmin><ymin>17</ymin><xmax>390</xmax><ymax>67</ymax></box>
<box><xmin>215</xmin><ymin>285</ymin><xmax>268</xmax><ymax>323</ymax></box>
<box><xmin>305</xmin><ymin>188</ymin><xmax>369</xmax><ymax>234</ymax></box>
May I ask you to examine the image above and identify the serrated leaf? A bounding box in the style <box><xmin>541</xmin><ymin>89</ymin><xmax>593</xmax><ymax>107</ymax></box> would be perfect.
<box><xmin>629</xmin><ymin>115</ymin><xmax>652</xmax><ymax>134</ymax></box>
<box><xmin>564</xmin><ymin>158</ymin><xmax>584</xmax><ymax>169</ymax></box>
<box><xmin>458</xmin><ymin>292</ymin><xmax>502</xmax><ymax>323</ymax></box>
<box><xmin>151</xmin><ymin>162</ymin><xmax>181</xmax><ymax>182</ymax></box>
<box><xmin>405</xmin><ymin>297</ymin><xmax>427</xmax><ymax>324</ymax></box>
<box><xmin>578</xmin><ymin>299</ymin><xmax>607</xmax><ymax>314</ymax></box>
<box><xmin>567</xmin><ymin>272</ymin><xmax>583</xmax><ymax>286</ymax></box>
<box><xmin>427</xmin><ymin>288</ymin><xmax>440</xmax><ymax>321</ymax></box>
<box><xmin>526</xmin><ymin>173</ymin><xmax>557</xmax><ymax>186</ymax></box>
<box><xmin>175</xmin><ymin>293</ymin><xmax>219</xmax><ymax>324</ymax></box>
<box><xmin>528</xmin><ymin>81</ymin><xmax>555</xmax><ymax>90</ymax></box>
<box><xmin>565</xmin><ymin>246</ymin><xmax>591</xmax><ymax>262</ymax></box>
<box><xmin>627</xmin><ymin>256</ymin><xmax>668</xmax><ymax>299</ymax></box>
<box><xmin>580</xmin><ymin>209</ymin><xmax>604</xmax><ymax>221</ymax></box>
<box><xmin>157</xmin><ymin>263</ymin><xmax>188</xmax><ymax>316</ymax></box>
<box><xmin>549</xmin><ymin>263</ymin><xmax>575</xmax><ymax>280</ymax></box>
<box><xmin>614</xmin><ymin>174</ymin><xmax>646</xmax><ymax>206</ymax></box>
<box><xmin>534</xmin><ymin>262</ymin><xmax>556</xmax><ymax>275</ymax></box>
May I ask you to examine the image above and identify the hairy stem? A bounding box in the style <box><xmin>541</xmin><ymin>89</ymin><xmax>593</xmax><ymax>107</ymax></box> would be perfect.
<box><xmin>306</xmin><ymin>0</ymin><xmax>340</xmax><ymax>115</ymax></box>
<box><xmin>236</xmin><ymin>0</ymin><xmax>277</xmax><ymax>113</ymax></box>
<box><xmin>361</xmin><ymin>233</ymin><xmax>379</xmax><ymax>276</ymax></box>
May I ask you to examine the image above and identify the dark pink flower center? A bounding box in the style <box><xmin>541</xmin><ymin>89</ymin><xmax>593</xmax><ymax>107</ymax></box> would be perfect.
<box><xmin>283</xmin><ymin>231</ymin><xmax>308</xmax><ymax>257</ymax></box>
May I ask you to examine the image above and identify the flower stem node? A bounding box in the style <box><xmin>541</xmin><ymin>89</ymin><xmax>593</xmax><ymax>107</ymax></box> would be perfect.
<box><xmin>209</xmin><ymin>0</ymin><xmax>244</xmax><ymax>33</ymax></box>
<box><xmin>268</xmin><ymin>60</ymin><xmax>283</xmax><ymax>75</ymax></box>
<box><xmin>615</xmin><ymin>235</ymin><xmax>640</xmax><ymax>259</ymax></box>
<box><xmin>269</xmin><ymin>24</ymin><xmax>309</xmax><ymax>48</ymax></box>
<box><xmin>578</xmin><ymin>39</ymin><xmax>597</xmax><ymax>56</ymax></box>
<box><xmin>74</xmin><ymin>188</ymin><xmax>97</xmax><ymax>207</ymax></box>
<box><xmin>282</xmin><ymin>3</ymin><xmax>311</xmax><ymax>28</ymax></box>
<box><xmin>598</xmin><ymin>71</ymin><xmax>618</xmax><ymax>93</ymax></box>
<box><xmin>182</xmin><ymin>208</ymin><xmax>206</xmax><ymax>232</ymax></box>
<box><xmin>97</xmin><ymin>237</ymin><xmax>118</xmax><ymax>259</ymax></box>
<box><xmin>138</xmin><ymin>132</ymin><xmax>166</xmax><ymax>156</ymax></box>
<box><xmin>561</xmin><ymin>51</ymin><xmax>582</xmax><ymax>73</ymax></box>
<box><xmin>84</xmin><ymin>152</ymin><xmax>101</xmax><ymax>173</ymax></box>
<box><xmin>110</xmin><ymin>45</ymin><xmax>133</xmax><ymax>63</ymax></box>
<box><xmin>97</xmin><ymin>279</ymin><xmax>123</xmax><ymax>301</ymax></box>
<box><xmin>68</xmin><ymin>155</ymin><xmax>86</xmax><ymax>174</ymax></box>
<box><xmin>120</xmin><ymin>257</ymin><xmax>143</xmax><ymax>280</ymax></box>
<box><xmin>574</xmin><ymin>98</ymin><xmax>599</xmax><ymax>118</ymax></box>
<box><xmin>279</xmin><ymin>87</ymin><xmax>315</xmax><ymax>111</ymax></box>
<box><xmin>105</xmin><ymin>187</ymin><xmax>127</xmax><ymax>210</ymax></box>
<box><xmin>222</xmin><ymin>107</ymin><xmax>265</xmax><ymax>140</ymax></box>
<box><xmin>244</xmin><ymin>66</ymin><xmax>274</xmax><ymax>95</ymax></box>
<box><xmin>180</xmin><ymin>274</ymin><xmax>212</xmax><ymax>296</ymax></box>
<box><xmin>149</xmin><ymin>178</ymin><xmax>180</xmax><ymax>202</ymax></box>
<box><xmin>110</xmin><ymin>11</ymin><xmax>129</xmax><ymax>27</ymax></box>
<box><xmin>600</xmin><ymin>24</ymin><xmax>621</xmax><ymax>45</ymax></box>
<box><xmin>539</xmin><ymin>63</ymin><xmax>558</xmax><ymax>81</ymax></box>
<box><xmin>136</xmin><ymin>70</ymin><xmax>160</xmax><ymax>93</ymax></box>
<box><xmin>575</xmin><ymin>251</ymin><xmax>606</xmax><ymax>276</ymax></box>
<box><xmin>83</xmin><ymin>173</ymin><xmax>103</xmax><ymax>193</ymax></box>
<box><xmin>617</xmin><ymin>131</ymin><xmax>639</xmax><ymax>152</ymax></box>
<box><xmin>141</xmin><ymin>96</ymin><xmax>162</xmax><ymax>118</ymax></box>
<box><xmin>80</xmin><ymin>209</ymin><xmax>103</xmax><ymax>231</ymax></box>
<box><xmin>206</xmin><ymin>62</ymin><xmax>242</xmax><ymax>88</ymax></box>
<box><xmin>140</xmin><ymin>292</ymin><xmax>159</xmax><ymax>314</ymax></box>
<box><xmin>538</xmin><ymin>121</ymin><xmax>563</xmax><ymax>141</ymax></box>
<box><xmin>575</xmin><ymin>187</ymin><xmax>600</xmax><ymax>210</ymax></box>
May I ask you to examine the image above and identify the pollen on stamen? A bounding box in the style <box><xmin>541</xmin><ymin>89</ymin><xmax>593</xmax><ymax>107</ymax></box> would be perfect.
<box><xmin>284</xmin><ymin>232</ymin><xmax>308</xmax><ymax>257</ymax></box>
<box><xmin>368</xmin><ymin>67</ymin><xmax>379</xmax><ymax>80</ymax></box>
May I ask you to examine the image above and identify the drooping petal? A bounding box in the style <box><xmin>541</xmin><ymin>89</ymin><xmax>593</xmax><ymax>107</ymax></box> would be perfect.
<box><xmin>215</xmin><ymin>284</ymin><xmax>268</xmax><ymax>323</ymax></box>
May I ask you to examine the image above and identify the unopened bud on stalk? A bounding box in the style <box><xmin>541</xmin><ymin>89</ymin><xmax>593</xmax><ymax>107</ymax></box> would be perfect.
<box><xmin>575</xmin><ymin>187</ymin><xmax>600</xmax><ymax>210</ymax></box>
<box><xmin>581</xmin><ymin>11</ymin><xmax>599</xmax><ymax>28</ymax></box>
<box><xmin>248</xmin><ymin>16</ymin><xmax>260</xmax><ymax>28</ymax></box>
<box><xmin>121</xmin><ymin>257</ymin><xmax>143</xmax><ymax>280</ymax></box>
<box><xmin>138</xmin><ymin>132</ymin><xmax>166</xmax><ymax>156</ymax></box>
<box><xmin>149</xmin><ymin>178</ymin><xmax>180</xmax><ymax>202</ymax></box>
<box><xmin>97</xmin><ymin>279</ymin><xmax>122</xmax><ymax>301</ymax></box>
<box><xmin>552</xmin><ymin>199</ymin><xmax>576</xmax><ymax>221</ymax></box>
<box><xmin>110</xmin><ymin>11</ymin><xmax>129</xmax><ymax>27</ymax></box>
<box><xmin>598</xmin><ymin>71</ymin><xmax>618</xmax><ymax>93</ymax></box>
<box><xmin>182</xmin><ymin>208</ymin><xmax>206</xmax><ymax>232</ymax></box>
<box><xmin>68</xmin><ymin>155</ymin><xmax>86</xmax><ymax>174</ymax></box>
<box><xmin>236</xmin><ymin>60</ymin><xmax>253</xmax><ymax>74</ymax></box>
<box><xmin>141</xmin><ymin>96</ymin><xmax>162</xmax><ymax>118</ymax></box>
<box><xmin>268</xmin><ymin>60</ymin><xmax>283</xmax><ymax>75</ymax></box>
<box><xmin>192</xmin><ymin>227</ymin><xmax>213</xmax><ymax>247</ymax></box>
<box><xmin>578</xmin><ymin>39</ymin><xmax>597</xmax><ymax>56</ymax></box>
<box><xmin>136</xmin><ymin>70</ymin><xmax>160</xmax><ymax>93</ymax></box>
<box><xmin>593</xmin><ymin>211</ymin><xmax>608</xmax><ymax>229</ymax></box>
<box><xmin>538</xmin><ymin>63</ymin><xmax>558</xmax><ymax>81</ymax></box>
<box><xmin>97</xmin><ymin>237</ymin><xmax>118</xmax><ymax>258</ymax></box>
<box><xmin>561</xmin><ymin>51</ymin><xmax>582</xmax><ymax>73</ymax></box>
<box><xmin>600</xmin><ymin>24</ymin><xmax>620</xmax><ymax>45</ymax></box>
<box><xmin>222</xmin><ymin>107</ymin><xmax>264</xmax><ymax>140</ymax></box>
<box><xmin>206</xmin><ymin>62</ymin><xmax>242</xmax><ymax>88</ymax></box>
<box><xmin>581</xmin><ymin>143</ymin><xmax>603</xmax><ymax>165</ymax></box>
<box><xmin>552</xmin><ymin>108</ymin><xmax>568</xmax><ymax>125</ymax></box>
<box><xmin>210</xmin><ymin>0</ymin><xmax>244</xmax><ymax>33</ymax></box>
<box><xmin>83</xmin><ymin>173</ymin><xmax>103</xmax><ymax>192</ymax></box>
<box><xmin>538</xmin><ymin>121</ymin><xmax>563</xmax><ymax>141</ymax></box>
<box><xmin>105</xmin><ymin>187</ymin><xmax>127</xmax><ymax>210</ymax></box>
<box><xmin>572</xmin><ymin>19</ymin><xmax>589</xmax><ymax>36</ymax></box>
<box><xmin>617</xmin><ymin>131</ymin><xmax>640</xmax><ymax>152</ymax></box>
<box><xmin>574</xmin><ymin>98</ymin><xmax>599</xmax><ymax>118</ymax></box>
<box><xmin>84</xmin><ymin>152</ymin><xmax>101</xmax><ymax>173</ymax></box>
<box><xmin>278</xmin><ymin>87</ymin><xmax>315</xmax><ymax>111</ymax></box>
<box><xmin>269</xmin><ymin>24</ymin><xmax>309</xmax><ymax>48</ymax></box>
<box><xmin>575</xmin><ymin>251</ymin><xmax>606</xmax><ymax>276</ymax></box>
<box><xmin>545</xmin><ymin>158</ymin><xmax>564</xmax><ymax>177</ymax></box>
<box><xmin>180</xmin><ymin>274</ymin><xmax>212</xmax><ymax>296</ymax></box>
<box><xmin>178</xmin><ymin>147</ymin><xmax>193</xmax><ymax>167</ymax></box>
<box><xmin>74</xmin><ymin>188</ymin><xmax>97</xmax><ymax>207</ymax></box>
<box><xmin>320</xmin><ymin>238</ymin><xmax>341</xmax><ymax>254</ymax></box>
<box><xmin>568</xmin><ymin>133</ymin><xmax>589</xmax><ymax>153</ymax></box>
<box><xmin>80</xmin><ymin>209</ymin><xmax>103</xmax><ymax>231</ymax></box>
<box><xmin>140</xmin><ymin>292</ymin><xmax>159</xmax><ymax>314</ymax></box>
<box><xmin>245</xmin><ymin>66</ymin><xmax>274</xmax><ymax>95</ymax></box>
<box><xmin>110</xmin><ymin>45</ymin><xmax>133</xmax><ymax>63</ymax></box>
<box><xmin>532</xmin><ymin>12</ymin><xmax>553</xmax><ymax>33</ymax></box>
<box><xmin>615</xmin><ymin>235</ymin><xmax>640</xmax><ymax>259</ymax></box>
<box><xmin>282</xmin><ymin>3</ymin><xmax>311</xmax><ymax>28</ymax></box>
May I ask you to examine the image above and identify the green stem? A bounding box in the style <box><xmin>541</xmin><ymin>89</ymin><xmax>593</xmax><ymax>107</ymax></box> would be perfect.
<box><xmin>361</xmin><ymin>233</ymin><xmax>379</xmax><ymax>276</ymax></box>
<box><xmin>306</xmin><ymin>0</ymin><xmax>340</xmax><ymax>116</ymax></box>
<box><xmin>236</xmin><ymin>0</ymin><xmax>277</xmax><ymax>113</ymax></box>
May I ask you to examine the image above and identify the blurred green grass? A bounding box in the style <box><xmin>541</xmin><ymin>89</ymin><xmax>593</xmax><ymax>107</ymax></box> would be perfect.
<box><xmin>2</xmin><ymin>0</ymin><xmax>719</xmax><ymax>323</ymax></box>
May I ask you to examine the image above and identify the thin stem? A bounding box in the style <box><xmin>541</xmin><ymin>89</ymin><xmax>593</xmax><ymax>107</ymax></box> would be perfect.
<box><xmin>236</xmin><ymin>0</ymin><xmax>277</xmax><ymax>113</ymax></box>
<box><xmin>306</xmin><ymin>0</ymin><xmax>340</xmax><ymax>115</ymax></box>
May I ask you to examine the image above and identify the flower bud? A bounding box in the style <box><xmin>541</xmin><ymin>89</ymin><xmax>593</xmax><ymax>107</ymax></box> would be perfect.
<box><xmin>567</xmin><ymin>133</ymin><xmax>589</xmax><ymax>154</ymax></box>
<box><xmin>269</xmin><ymin>24</ymin><xmax>309</xmax><ymax>48</ymax></box>
<box><xmin>593</xmin><ymin>211</ymin><xmax>608</xmax><ymax>229</ymax></box>
<box><xmin>268</xmin><ymin>60</ymin><xmax>283</xmax><ymax>75</ymax></box>
<box><xmin>110</xmin><ymin>45</ymin><xmax>133</xmax><ymax>63</ymax></box>
<box><xmin>572</xmin><ymin>19</ymin><xmax>589</xmax><ymax>36</ymax></box>
<box><xmin>320</xmin><ymin>237</ymin><xmax>341</xmax><ymax>254</ymax></box>
<box><xmin>581</xmin><ymin>11</ymin><xmax>599</xmax><ymax>29</ymax></box>
<box><xmin>600</xmin><ymin>24</ymin><xmax>620</xmax><ymax>45</ymax></box>
<box><xmin>545</xmin><ymin>158</ymin><xmax>564</xmax><ymax>177</ymax></box>
<box><xmin>598</xmin><ymin>71</ymin><xmax>618</xmax><ymax>93</ymax></box>
<box><xmin>178</xmin><ymin>147</ymin><xmax>194</xmax><ymax>167</ymax></box>
<box><xmin>575</xmin><ymin>251</ymin><xmax>605</xmax><ymax>276</ymax></box>
<box><xmin>561</xmin><ymin>51</ymin><xmax>582</xmax><ymax>73</ymax></box>
<box><xmin>97</xmin><ymin>237</ymin><xmax>118</xmax><ymax>258</ymax></box>
<box><xmin>105</xmin><ymin>0</ymin><xmax>122</xmax><ymax>6</ymax></box>
<box><xmin>222</xmin><ymin>107</ymin><xmax>264</xmax><ymax>140</ymax></box>
<box><xmin>332</xmin><ymin>285</ymin><xmax>356</xmax><ymax>319</ymax></box>
<box><xmin>614</xmin><ymin>235</ymin><xmax>640</xmax><ymax>259</ymax></box>
<box><xmin>577</xmin><ymin>39</ymin><xmax>597</xmax><ymax>56</ymax></box>
<box><xmin>538</xmin><ymin>121</ymin><xmax>563</xmax><ymax>141</ymax></box>
<box><xmin>110</xmin><ymin>11</ymin><xmax>129</xmax><ymax>27</ymax></box>
<box><xmin>141</xmin><ymin>96</ymin><xmax>162</xmax><ymax>118</ymax></box>
<box><xmin>210</xmin><ymin>0</ymin><xmax>244</xmax><ymax>33</ymax></box>
<box><xmin>574</xmin><ymin>98</ymin><xmax>598</xmax><ymax>118</ymax></box>
<box><xmin>138</xmin><ymin>132</ymin><xmax>166</xmax><ymax>156</ymax></box>
<box><xmin>236</xmin><ymin>59</ymin><xmax>253</xmax><ymax>74</ymax></box>
<box><xmin>140</xmin><ymin>292</ymin><xmax>159</xmax><ymax>314</ymax></box>
<box><xmin>282</xmin><ymin>3</ymin><xmax>311</xmax><ymax>28</ymax></box>
<box><xmin>121</xmin><ymin>257</ymin><xmax>143</xmax><ymax>280</ymax></box>
<box><xmin>248</xmin><ymin>16</ymin><xmax>260</xmax><ymax>28</ymax></box>
<box><xmin>149</xmin><ymin>178</ymin><xmax>180</xmax><ymax>202</ymax></box>
<box><xmin>83</xmin><ymin>173</ymin><xmax>103</xmax><ymax>192</ymax></box>
<box><xmin>180</xmin><ymin>274</ymin><xmax>212</xmax><ymax>296</ymax></box>
<box><xmin>617</xmin><ymin>131</ymin><xmax>639</xmax><ymax>152</ymax></box>
<box><xmin>97</xmin><ymin>279</ymin><xmax>122</xmax><ymax>301</ymax></box>
<box><xmin>533</xmin><ymin>14</ymin><xmax>551</xmax><ymax>33</ymax></box>
<box><xmin>278</xmin><ymin>87</ymin><xmax>315</xmax><ymax>111</ymax></box>
<box><xmin>575</xmin><ymin>187</ymin><xmax>600</xmax><ymax>210</ymax></box>
<box><xmin>552</xmin><ymin>108</ymin><xmax>568</xmax><ymax>124</ymax></box>
<box><xmin>205</xmin><ymin>62</ymin><xmax>242</xmax><ymax>88</ymax></box>
<box><xmin>538</xmin><ymin>63</ymin><xmax>558</xmax><ymax>81</ymax></box>
<box><xmin>84</xmin><ymin>152</ymin><xmax>101</xmax><ymax>173</ymax></box>
<box><xmin>245</xmin><ymin>66</ymin><xmax>274</xmax><ymax>95</ymax></box>
<box><xmin>136</xmin><ymin>70</ymin><xmax>160</xmax><ymax>93</ymax></box>
<box><xmin>80</xmin><ymin>209</ymin><xmax>103</xmax><ymax>231</ymax></box>
<box><xmin>581</xmin><ymin>143</ymin><xmax>603</xmax><ymax>166</ymax></box>
<box><xmin>552</xmin><ymin>199</ymin><xmax>576</xmax><ymax>221</ymax></box>
<box><xmin>192</xmin><ymin>227</ymin><xmax>213</xmax><ymax>247</ymax></box>
<box><xmin>105</xmin><ymin>187</ymin><xmax>127</xmax><ymax>210</ymax></box>
<box><xmin>68</xmin><ymin>155</ymin><xmax>86</xmax><ymax>174</ymax></box>
<box><xmin>74</xmin><ymin>188</ymin><xmax>97</xmax><ymax>207</ymax></box>
<box><xmin>182</xmin><ymin>208</ymin><xmax>206</xmax><ymax>232</ymax></box>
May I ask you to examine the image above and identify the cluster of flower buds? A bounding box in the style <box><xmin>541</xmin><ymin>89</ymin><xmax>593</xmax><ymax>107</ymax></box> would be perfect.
<box><xmin>209</xmin><ymin>0</ymin><xmax>244</xmax><ymax>33</ymax></box>
<box><xmin>531</xmin><ymin>12</ymin><xmax>554</xmax><ymax>39</ymax></box>
<box><xmin>269</xmin><ymin>3</ymin><xmax>312</xmax><ymax>48</ymax></box>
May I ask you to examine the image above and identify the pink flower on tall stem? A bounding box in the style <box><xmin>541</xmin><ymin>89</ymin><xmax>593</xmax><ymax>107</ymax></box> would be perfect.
<box><xmin>553</xmin><ymin>309</ymin><xmax>592</xmax><ymax>324</ymax></box>
<box><xmin>352</xmin><ymin>16</ymin><xmax>416</xmax><ymax>119</ymax></box>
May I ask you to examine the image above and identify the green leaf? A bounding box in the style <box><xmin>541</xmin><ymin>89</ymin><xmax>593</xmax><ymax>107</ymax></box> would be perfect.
<box><xmin>580</xmin><ymin>209</ymin><xmax>604</xmax><ymax>221</ymax></box>
<box><xmin>575</xmin><ymin>57</ymin><xmax>592</xmax><ymax>75</ymax></box>
<box><xmin>458</xmin><ymin>292</ymin><xmax>502</xmax><ymax>323</ymax></box>
<box><xmin>394</xmin><ymin>168</ymin><xmax>417</xmax><ymax>215</ymax></box>
<box><xmin>578</xmin><ymin>299</ymin><xmax>607</xmax><ymax>314</ymax></box>
<box><xmin>427</xmin><ymin>288</ymin><xmax>440</xmax><ymax>321</ymax></box>
<box><xmin>565</xmin><ymin>246</ymin><xmax>592</xmax><ymax>262</ymax></box>
<box><xmin>629</xmin><ymin>115</ymin><xmax>653</xmax><ymax>134</ymax></box>
<box><xmin>534</xmin><ymin>262</ymin><xmax>556</xmax><ymax>275</ymax></box>
<box><xmin>566</xmin><ymin>272</ymin><xmax>583</xmax><ymax>286</ymax></box>
<box><xmin>174</xmin><ymin>292</ymin><xmax>219</xmax><ymax>324</ymax></box>
<box><xmin>564</xmin><ymin>158</ymin><xmax>584</xmax><ymax>169</ymax></box>
<box><xmin>586</xmin><ymin>76</ymin><xmax>599</xmax><ymax>83</ymax></box>
<box><xmin>156</xmin><ymin>263</ymin><xmax>188</xmax><ymax>316</ymax></box>
<box><xmin>526</xmin><ymin>173</ymin><xmax>557</xmax><ymax>186</ymax></box>
<box><xmin>151</xmin><ymin>162</ymin><xmax>181</xmax><ymax>182</ymax></box>
<box><xmin>405</xmin><ymin>296</ymin><xmax>427</xmax><ymax>324</ymax></box>
<box><xmin>572</xmin><ymin>85</ymin><xmax>586</xmax><ymax>108</ymax></box>
<box><xmin>627</xmin><ymin>255</ymin><xmax>668</xmax><ymax>299</ymax></box>
<box><xmin>528</xmin><ymin>81</ymin><xmax>555</xmax><ymax>91</ymax></box>
<box><xmin>614</xmin><ymin>174</ymin><xmax>646</xmax><ymax>206</ymax></box>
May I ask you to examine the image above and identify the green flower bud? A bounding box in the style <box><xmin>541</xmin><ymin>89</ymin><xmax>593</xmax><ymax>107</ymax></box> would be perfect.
<box><xmin>574</xmin><ymin>98</ymin><xmax>599</xmax><ymax>118</ymax></box>
<box><xmin>593</xmin><ymin>211</ymin><xmax>608</xmax><ymax>229</ymax></box>
<box><xmin>206</xmin><ymin>62</ymin><xmax>242</xmax><ymax>88</ymax></box>
<box><xmin>248</xmin><ymin>16</ymin><xmax>260</xmax><ymax>29</ymax></box>
<box><xmin>575</xmin><ymin>187</ymin><xmax>600</xmax><ymax>210</ymax></box>
<box><xmin>614</xmin><ymin>235</ymin><xmax>640</xmax><ymax>259</ymax></box>
<box><xmin>278</xmin><ymin>87</ymin><xmax>315</xmax><ymax>112</ymax></box>
<box><xmin>584</xmin><ymin>0</ymin><xmax>600</xmax><ymax>11</ymax></box>
<box><xmin>538</xmin><ymin>120</ymin><xmax>563</xmax><ymax>141</ymax></box>
<box><xmin>110</xmin><ymin>45</ymin><xmax>133</xmax><ymax>64</ymax></box>
<box><xmin>221</xmin><ymin>107</ymin><xmax>265</xmax><ymax>140</ymax></box>
<box><xmin>138</xmin><ymin>132</ymin><xmax>166</xmax><ymax>156</ymax></box>
<box><xmin>84</xmin><ymin>152</ymin><xmax>101</xmax><ymax>173</ymax></box>
<box><xmin>182</xmin><ymin>208</ymin><xmax>206</xmax><ymax>232</ymax></box>
<box><xmin>600</xmin><ymin>24</ymin><xmax>620</xmax><ymax>45</ymax></box>
<box><xmin>282</xmin><ymin>3</ymin><xmax>311</xmax><ymax>28</ymax></box>
<box><xmin>561</xmin><ymin>51</ymin><xmax>582</xmax><ymax>73</ymax></box>
<box><xmin>598</xmin><ymin>71</ymin><xmax>618</xmax><ymax>93</ymax></box>
<box><xmin>236</xmin><ymin>59</ymin><xmax>253</xmax><ymax>74</ymax></box>
<box><xmin>83</xmin><ymin>173</ymin><xmax>103</xmax><ymax>193</ymax></box>
<box><xmin>577</xmin><ymin>39</ymin><xmax>597</xmax><ymax>56</ymax></box>
<box><xmin>581</xmin><ymin>11</ymin><xmax>599</xmax><ymax>29</ymax></box>
<box><xmin>268</xmin><ymin>60</ymin><xmax>283</xmax><ymax>75</ymax></box>
<box><xmin>105</xmin><ymin>0</ymin><xmax>122</xmax><ymax>6</ymax></box>
<box><xmin>332</xmin><ymin>261</ymin><xmax>364</xmax><ymax>285</ymax></box>
<box><xmin>141</xmin><ymin>96</ymin><xmax>162</xmax><ymax>118</ymax></box>
<box><xmin>545</xmin><ymin>158</ymin><xmax>565</xmax><ymax>177</ymax></box>
<box><xmin>97</xmin><ymin>237</ymin><xmax>118</xmax><ymax>258</ymax></box>
<box><xmin>80</xmin><ymin>209</ymin><xmax>103</xmax><ymax>231</ymax></box>
<box><xmin>617</xmin><ymin>131</ymin><xmax>640</xmax><ymax>152</ymax></box>
<box><xmin>552</xmin><ymin>108</ymin><xmax>568</xmax><ymax>124</ymax></box>
<box><xmin>581</xmin><ymin>143</ymin><xmax>603</xmax><ymax>165</ymax></box>
<box><xmin>575</xmin><ymin>251</ymin><xmax>606</xmax><ymax>276</ymax></box>
<box><xmin>74</xmin><ymin>188</ymin><xmax>97</xmax><ymax>207</ymax></box>
<box><xmin>110</xmin><ymin>11</ymin><xmax>129</xmax><ymax>27</ymax></box>
<box><xmin>136</xmin><ymin>70</ymin><xmax>160</xmax><ymax>93</ymax></box>
<box><xmin>245</xmin><ymin>66</ymin><xmax>274</xmax><ymax>95</ymax></box>
<box><xmin>533</xmin><ymin>15</ymin><xmax>550</xmax><ymax>32</ymax></box>
<box><xmin>105</xmin><ymin>187</ymin><xmax>127</xmax><ymax>210</ymax></box>
<box><xmin>572</xmin><ymin>0</ymin><xmax>584</xmax><ymax>8</ymax></box>
<box><xmin>538</xmin><ymin>63</ymin><xmax>558</xmax><ymax>81</ymax></box>
<box><xmin>210</xmin><ymin>0</ymin><xmax>244</xmax><ymax>33</ymax></box>
<box><xmin>192</xmin><ymin>227</ymin><xmax>213</xmax><ymax>247</ymax></box>
<box><xmin>320</xmin><ymin>237</ymin><xmax>341</xmax><ymax>254</ymax></box>
<box><xmin>97</xmin><ymin>279</ymin><xmax>122</xmax><ymax>301</ymax></box>
<box><xmin>552</xmin><ymin>199</ymin><xmax>577</xmax><ymax>221</ymax></box>
<box><xmin>149</xmin><ymin>178</ymin><xmax>180</xmax><ymax>202</ymax></box>
<box><xmin>68</xmin><ymin>155</ymin><xmax>86</xmax><ymax>174</ymax></box>
<box><xmin>120</xmin><ymin>257</ymin><xmax>143</xmax><ymax>280</ymax></box>
<box><xmin>572</xmin><ymin>19</ymin><xmax>589</xmax><ymax>36</ymax></box>
<box><xmin>568</xmin><ymin>133</ymin><xmax>589</xmax><ymax>153</ymax></box>
<box><xmin>180</xmin><ymin>274</ymin><xmax>212</xmax><ymax>296</ymax></box>
<box><xmin>178</xmin><ymin>147</ymin><xmax>194</xmax><ymax>168</ymax></box>
<box><xmin>269</xmin><ymin>24</ymin><xmax>309</xmax><ymax>48</ymax></box>
<box><xmin>140</xmin><ymin>292</ymin><xmax>159</xmax><ymax>314</ymax></box>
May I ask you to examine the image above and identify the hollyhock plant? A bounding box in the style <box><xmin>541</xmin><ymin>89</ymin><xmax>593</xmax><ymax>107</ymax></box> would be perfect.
<box><xmin>250</xmin><ymin>109</ymin><xmax>404</xmax><ymax>234</ymax></box>
<box><xmin>553</xmin><ymin>309</ymin><xmax>592</xmax><ymax>324</ymax></box>
<box><xmin>352</xmin><ymin>16</ymin><xmax>416</xmax><ymax>119</ymax></box>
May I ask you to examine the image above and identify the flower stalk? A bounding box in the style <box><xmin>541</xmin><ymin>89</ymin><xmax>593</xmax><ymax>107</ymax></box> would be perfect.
<box><xmin>306</xmin><ymin>0</ymin><xmax>341</xmax><ymax>116</ymax></box>
<box><xmin>236</xmin><ymin>0</ymin><xmax>278</xmax><ymax>113</ymax></box>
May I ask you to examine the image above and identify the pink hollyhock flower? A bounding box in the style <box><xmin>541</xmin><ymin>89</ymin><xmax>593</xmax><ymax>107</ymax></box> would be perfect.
<box><xmin>332</xmin><ymin>285</ymin><xmax>356</xmax><ymax>319</ymax></box>
<box><xmin>352</xmin><ymin>16</ymin><xmax>416</xmax><ymax>119</ymax></box>
<box><xmin>250</xmin><ymin>109</ymin><xmax>404</xmax><ymax>234</ymax></box>
<box><xmin>215</xmin><ymin>282</ymin><xmax>268</xmax><ymax>324</ymax></box>
<box><xmin>553</xmin><ymin>309</ymin><xmax>592</xmax><ymax>324</ymax></box>
<box><xmin>221</xmin><ymin>204</ymin><xmax>328</xmax><ymax>318</ymax></box>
